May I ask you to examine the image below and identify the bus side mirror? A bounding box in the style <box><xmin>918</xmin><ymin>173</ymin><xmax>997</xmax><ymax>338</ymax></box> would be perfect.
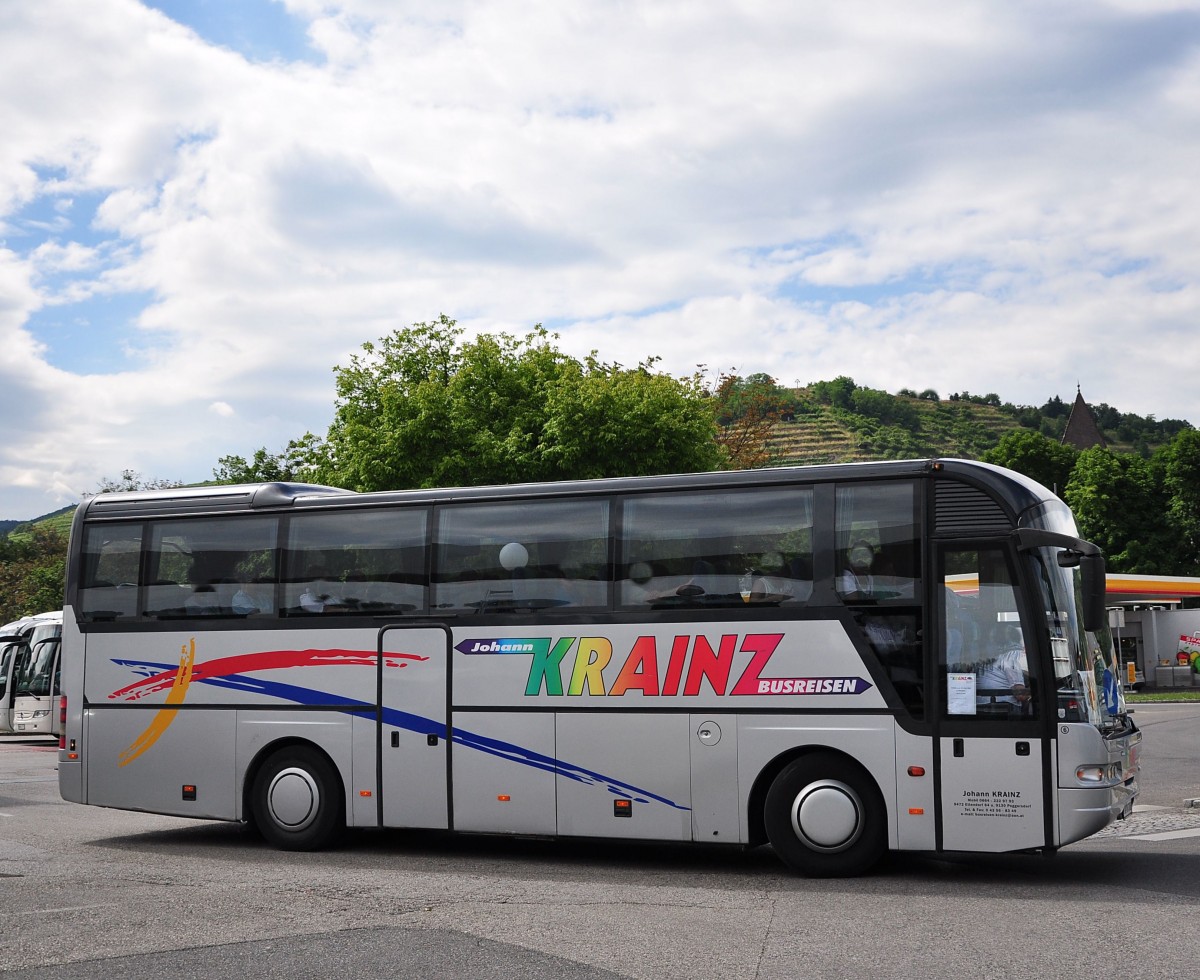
<box><xmin>1080</xmin><ymin>553</ymin><xmax>1107</xmax><ymax>633</ymax></box>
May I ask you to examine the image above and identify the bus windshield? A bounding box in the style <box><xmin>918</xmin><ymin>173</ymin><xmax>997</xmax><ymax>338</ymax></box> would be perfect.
<box><xmin>17</xmin><ymin>636</ymin><xmax>60</xmax><ymax>698</ymax></box>
<box><xmin>0</xmin><ymin>636</ymin><xmax>22</xmax><ymax>699</ymax></box>
<box><xmin>1027</xmin><ymin>547</ymin><xmax>1123</xmax><ymax>730</ymax></box>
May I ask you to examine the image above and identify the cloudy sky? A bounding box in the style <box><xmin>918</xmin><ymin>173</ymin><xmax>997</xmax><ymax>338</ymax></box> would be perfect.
<box><xmin>2</xmin><ymin>0</ymin><xmax>1199</xmax><ymax>520</ymax></box>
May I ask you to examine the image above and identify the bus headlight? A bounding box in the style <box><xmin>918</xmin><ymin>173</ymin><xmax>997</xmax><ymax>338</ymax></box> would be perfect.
<box><xmin>1075</xmin><ymin>763</ymin><xmax>1121</xmax><ymax>785</ymax></box>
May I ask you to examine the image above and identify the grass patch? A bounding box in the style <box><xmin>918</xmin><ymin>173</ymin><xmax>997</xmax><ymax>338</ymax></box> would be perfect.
<box><xmin>1128</xmin><ymin>689</ymin><xmax>1200</xmax><ymax>703</ymax></box>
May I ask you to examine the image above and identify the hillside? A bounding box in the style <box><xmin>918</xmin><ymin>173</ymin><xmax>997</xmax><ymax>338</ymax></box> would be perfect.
<box><xmin>3</xmin><ymin>506</ymin><xmax>76</xmax><ymax>540</ymax></box>
<box><xmin>761</xmin><ymin>384</ymin><xmax>1187</xmax><ymax>467</ymax></box>
<box><xmin>766</xmin><ymin>398</ymin><xmax>1020</xmax><ymax>465</ymax></box>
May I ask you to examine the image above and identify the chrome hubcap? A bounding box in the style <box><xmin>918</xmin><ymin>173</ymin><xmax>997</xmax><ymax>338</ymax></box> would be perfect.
<box><xmin>266</xmin><ymin>766</ymin><xmax>319</xmax><ymax>831</ymax></box>
<box><xmin>790</xmin><ymin>779</ymin><xmax>864</xmax><ymax>852</ymax></box>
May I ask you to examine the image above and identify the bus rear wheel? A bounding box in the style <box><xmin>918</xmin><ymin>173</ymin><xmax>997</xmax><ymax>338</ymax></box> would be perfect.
<box><xmin>250</xmin><ymin>745</ymin><xmax>344</xmax><ymax>851</ymax></box>
<box><xmin>763</xmin><ymin>753</ymin><xmax>885</xmax><ymax>877</ymax></box>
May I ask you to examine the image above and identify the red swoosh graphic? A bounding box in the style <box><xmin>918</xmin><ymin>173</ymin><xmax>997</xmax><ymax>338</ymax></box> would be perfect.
<box><xmin>109</xmin><ymin>647</ymin><xmax>427</xmax><ymax>702</ymax></box>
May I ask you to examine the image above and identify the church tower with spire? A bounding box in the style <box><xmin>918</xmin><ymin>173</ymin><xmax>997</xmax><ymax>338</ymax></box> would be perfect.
<box><xmin>1061</xmin><ymin>386</ymin><xmax>1107</xmax><ymax>450</ymax></box>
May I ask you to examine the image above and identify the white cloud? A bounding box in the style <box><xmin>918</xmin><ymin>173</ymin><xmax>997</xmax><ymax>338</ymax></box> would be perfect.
<box><xmin>1</xmin><ymin>0</ymin><xmax>1200</xmax><ymax>518</ymax></box>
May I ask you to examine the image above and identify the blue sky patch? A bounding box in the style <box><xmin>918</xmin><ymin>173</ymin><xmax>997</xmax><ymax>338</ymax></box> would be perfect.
<box><xmin>25</xmin><ymin>290</ymin><xmax>160</xmax><ymax>375</ymax></box>
<box><xmin>143</xmin><ymin>0</ymin><xmax>321</xmax><ymax>65</ymax></box>
<box><xmin>6</xmin><ymin>179</ymin><xmax>111</xmax><ymax>253</ymax></box>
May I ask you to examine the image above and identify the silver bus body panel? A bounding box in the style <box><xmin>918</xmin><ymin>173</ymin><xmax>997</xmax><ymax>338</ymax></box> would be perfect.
<box><xmin>690</xmin><ymin>713</ymin><xmax>741</xmax><ymax>844</ymax></box>
<box><xmin>66</xmin><ymin>617</ymin><xmax>902</xmax><ymax>844</ymax></box>
<box><xmin>58</xmin><ymin>611</ymin><xmax>1140</xmax><ymax>855</ymax></box>
<box><xmin>1055</xmin><ymin>721</ymin><xmax>1141</xmax><ymax>845</ymax></box>
<box><xmin>452</xmin><ymin>710</ymin><xmax>557</xmax><ymax>835</ymax></box>
<box><xmin>893</xmin><ymin>727</ymin><xmax>937</xmax><ymax>851</ymax></box>
<box><xmin>57</xmin><ymin>609</ymin><xmax>85</xmax><ymax>804</ymax></box>
<box><xmin>85</xmin><ymin>706</ymin><xmax>237</xmax><ymax>820</ymax></box>
<box><xmin>379</xmin><ymin>626</ymin><xmax>449</xmax><ymax>831</ymax></box>
<box><xmin>737</xmin><ymin>714</ymin><xmax>899</xmax><ymax>847</ymax></box>
<box><xmin>555</xmin><ymin>712</ymin><xmax>693</xmax><ymax>841</ymax></box>
<box><xmin>938</xmin><ymin>735</ymin><xmax>1046</xmax><ymax>851</ymax></box>
<box><xmin>235</xmin><ymin>709</ymin><xmax>356</xmax><ymax>823</ymax></box>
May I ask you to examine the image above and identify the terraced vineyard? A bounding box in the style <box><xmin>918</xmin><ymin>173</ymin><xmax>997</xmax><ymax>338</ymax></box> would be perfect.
<box><xmin>766</xmin><ymin>414</ymin><xmax>864</xmax><ymax>465</ymax></box>
<box><xmin>764</xmin><ymin>397</ymin><xmax>1025</xmax><ymax>467</ymax></box>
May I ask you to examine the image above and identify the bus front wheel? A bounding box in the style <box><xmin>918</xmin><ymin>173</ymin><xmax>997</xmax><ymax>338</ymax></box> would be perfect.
<box><xmin>763</xmin><ymin>753</ymin><xmax>885</xmax><ymax>877</ymax></box>
<box><xmin>250</xmin><ymin>745</ymin><xmax>344</xmax><ymax>851</ymax></box>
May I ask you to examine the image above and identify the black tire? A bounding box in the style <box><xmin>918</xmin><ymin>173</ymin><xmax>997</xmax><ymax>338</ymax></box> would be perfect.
<box><xmin>250</xmin><ymin>745</ymin><xmax>344</xmax><ymax>851</ymax></box>
<box><xmin>763</xmin><ymin>752</ymin><xmax>886</xmax><ymax>877</ymax></box>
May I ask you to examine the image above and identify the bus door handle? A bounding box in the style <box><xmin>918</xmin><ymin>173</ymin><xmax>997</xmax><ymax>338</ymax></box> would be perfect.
<box><xmin>390</xmin><ymin>731</ymin><xmax>439</xmax><ymax>747</ymax></box>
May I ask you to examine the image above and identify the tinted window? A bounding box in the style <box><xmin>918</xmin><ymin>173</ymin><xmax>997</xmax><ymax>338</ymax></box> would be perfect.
<box><xmin>835</xmin><ymin>483</ymin><xmax>919</xmax><ymax>602</ymax></box>
<box><xmin>145</xmin><ymin>517</ymin><xmax>278</xmax><ymax>618</ymax></box>
<box><xmin>284</xmin><ymin>508</ymin><xmax>428</xmax><ymax>615</ymax></box>
<box><xmin>941</xmin><ymin>546</ymin><xmax>1039</xmax><ymax>721</ymax></box>
<box><xmin>434</xmin><ymin>499</ymin><xmax>609</xmax><ymax>612</ymax></box>
<box><xmin>79</xmin><ymin>524</ymin><xmax>142</xmax><ymax>621</ymax></box>
<box><xmin>619</xmin><ymin>487</ymin><xmax>814</xmax><ymax>609</ymax></box>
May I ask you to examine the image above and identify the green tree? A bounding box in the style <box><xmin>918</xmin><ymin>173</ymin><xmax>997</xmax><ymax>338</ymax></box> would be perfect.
<box><xmin>95</xmin><ymin>469</ymin><xmax>183</xmax><ymax>493</ymax></box>
<box><xmin>542</xmin><ymin>359</ymin><xmax>723</xmax><ymax>477</ymax></box>
<box><xmin>982</xmin><ymin>430</ymin><xmax>1078</xmax><ymax>495</ymax></box>
<box><xmin>1163</xmin><ymin>429</ymin><xmax>1200</xmax><ymax>575</ymax></box>
<box><xmin>1063</xmin><ymin>448</ymin><xmax>1174</xmax><ymax>573</ymax></box>
<box><xmin>0</xmin><ymin>527</ymin><xmax>66</xmax><ymax>623</ymax></box>
<box><xmin>213</xmin><ymin>434</ymin><xmax>326</xmax><ymax>485</ymax></box>
<box><xmin>711</xmin><ymin>373</ymin><xmax>794</xmax><ymax>469</ymax></box>
<box><xmin>311</xmin><ymin>316</ymin><xmax>722</xmax><ymax>491</ymax></box>
<box><xmin>810</xmin><ymin>375</ymin><xmax>857</xmax><ymax>410</ymax></box>
<box><xmin>713</xmin><ymin>373</ymin><xmax>796</xmax><ymax>423</ymax></box>
<box><xmin>849</xmin><ymin>386</ymin><xmax>920</xmax><ymax>428</ymax></box>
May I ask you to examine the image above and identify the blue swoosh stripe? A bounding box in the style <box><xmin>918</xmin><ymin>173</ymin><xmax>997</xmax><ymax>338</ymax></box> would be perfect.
<box><xmin>110</xmin><ymin>658</ymin><xmax>688</xmax><ymax>811</ymax></box>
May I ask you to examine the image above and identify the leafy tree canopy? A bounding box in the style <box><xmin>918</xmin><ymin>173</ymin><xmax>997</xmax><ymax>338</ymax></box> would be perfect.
<box><xmin>1163</xmin><ymin>429</ymin><xmax>1200</xmax><ymax>575</ymax></box>
<box><xmin>982</xmin><ymin>430</ymin><xmax>1078</xmax><ymax>495</ymax></box>
<box><xmin>710</xmin><ymin>372</ymin><xmax>800</xmax><ymax>469</ymax></box>
<box><xmin>90</xmin><ymin>469</ymin><xmax>182</xmax><ymax>495</ymax></box>
<box><xmin>298</xmin><ymin>316</ymin><xmax>723</xmax><ymax>491</ymax></box>
<box><xmin>0</xmin><ymin>526</ymin><xmax>66</xmax><ymax>623</ymax></box>
<box><xmin>1064</xmin><ymin>447</ymin><xmax>1176</xmax><ymax>574</ymax></box>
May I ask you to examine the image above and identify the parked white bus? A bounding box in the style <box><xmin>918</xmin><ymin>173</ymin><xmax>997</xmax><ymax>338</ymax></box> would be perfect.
<box><xmin>0</xmin><ymin>611</ymin><xmax>62</xmax><ymax>736</ymax></box>
<box><xmin>11</xmin><ymin>611</ymin><xmax>63</xmax><ymax>736</ymax></box>
<box><xmin>58</xmin><ymin>459</ymin><xmax>1140</xmax><ymax>875</ymax></box>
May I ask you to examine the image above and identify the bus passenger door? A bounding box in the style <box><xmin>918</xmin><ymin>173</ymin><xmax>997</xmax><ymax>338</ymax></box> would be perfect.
<box><xmin>378</xmin><ymin>625</ymin><xmax>450</xmax><ymax>829</ymax></box>
<box><xmin>936</xmin><ymin>545</ymin><xmax>1048</xmax><ymax>853</ymax></box>
<box><xmin>938</xmin><ymin>733</ymin><xmax>1045</xmax><ymax>851</ymax></box>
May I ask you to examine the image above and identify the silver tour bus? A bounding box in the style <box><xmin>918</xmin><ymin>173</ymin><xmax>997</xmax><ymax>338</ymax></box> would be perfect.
<box><xmin>57</xmin><ymin>459</ymin><xmax>1139</xmax><ymax>876</ymax></box>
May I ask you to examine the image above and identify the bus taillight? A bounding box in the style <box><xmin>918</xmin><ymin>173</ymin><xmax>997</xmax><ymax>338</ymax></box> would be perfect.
<box><xmin>59</xmin><ymin>695</ymin><xmax>67</xmax><ymax>748</ymax></box>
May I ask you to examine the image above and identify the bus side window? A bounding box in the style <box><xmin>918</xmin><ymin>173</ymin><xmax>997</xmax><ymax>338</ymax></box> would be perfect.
<box><xmin>286</xmin><ymin>508</ymin><xmax>429</xmax><ymax>616</ymax></box>
<box><xmin>619</xmin><ymin>486</ymin><xmax>814</xmax><ymax>609</ymax></box>
<box><xmin>850</xmin><ymin>609</ymin><xmax>923</xmax><ymax>717</ymax></box>
<box><xmin>835</xmin><ymin>483</ymin><xmax>920</xmax><ymax>603</ymax></box>
<box><xmin>79</xmin><ymin>524</ymin><xmax>142</xmax><ymax>622</ymax></box>
<box><xmin>433</xmin><ymin>499</ymin><xmax>609</xmax><ymax>613</ymax></box>
<box><xmin>144</xmin><ymin>517</ymin><xmax>278</xmax><ymax>619</ymax></box>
